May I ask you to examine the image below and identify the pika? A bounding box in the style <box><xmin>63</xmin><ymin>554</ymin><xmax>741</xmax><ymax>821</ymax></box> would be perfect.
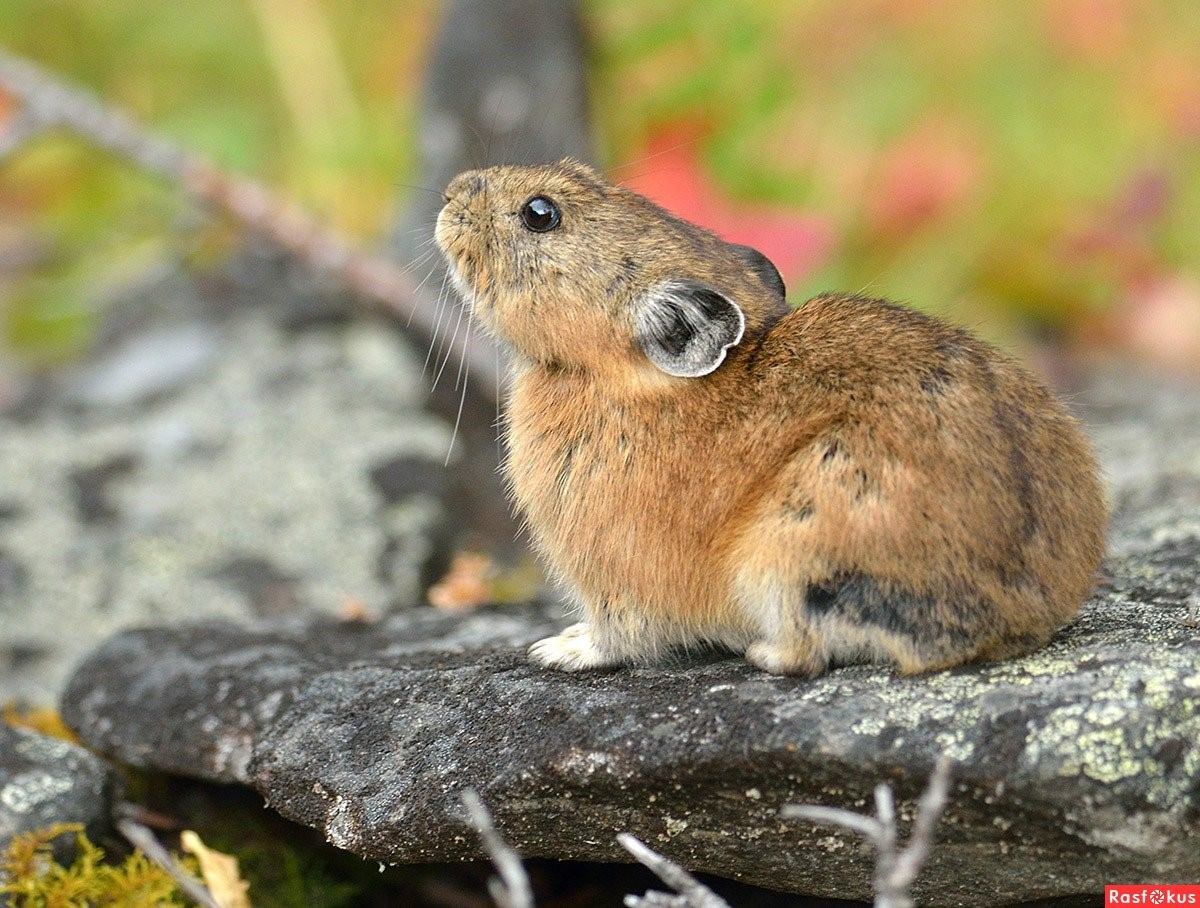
<box><xmin>435</xmin><ymin>160</ymin><xmax>1106</xmax><ymax>677</ymax></box>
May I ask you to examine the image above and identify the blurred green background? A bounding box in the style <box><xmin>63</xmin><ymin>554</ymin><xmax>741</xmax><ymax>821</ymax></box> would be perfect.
<box><xmin>2</xmin><ymin>0</ymin><xmax>1199</xmax><ymax>369</ymax></box>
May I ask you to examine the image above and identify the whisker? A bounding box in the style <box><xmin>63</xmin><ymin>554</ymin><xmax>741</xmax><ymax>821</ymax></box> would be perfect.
<box><xmin>430</xmin><ymin>296</ymin><xmax>466</xmax><ymax>391</ymax></box>
<box><xmin>613</xmin><ymin>134</ymin><xmax>704</xmax><ymax>186</ymax></box>
<box><xmin>412</xmin><ymin>248</ymin><xmax>446</xmax><ymax>283</ymax></box>
<box><xmin>406</xmin><ymin>259</ymin><xmax>442</xmax><ymax>331</ymax></box>
<box><xmin>453</xmin><ymin>297</ymin><xmax>475</xmax><ymax>393</ymax></box>
<box><xmin>397</xmin><ymin>220</ymin><xmax>440</xmax><ymax>237</ymax></box>
<box><xmin>396</xmin><ymin>180</ymin><xmax>446</xmax><ymax>196</ymax></box>
<box><xmin>494</xmin><ymin>341</ymin><xmax>503</xmax><ymax>462</ymax></box>
<box><xmin>422</xmin><ymin>268</ymin><xmax>452</xmax><ymax>367</ymax></box>
<box><xmin>446</xmin><ymin>281</ymin><xmax>479</xmax><ymax>465</ymax></box>
<box><xmin>397</xmin><ymin>247</ymin><xmax>436</xmax><ymax>279</ymax></box>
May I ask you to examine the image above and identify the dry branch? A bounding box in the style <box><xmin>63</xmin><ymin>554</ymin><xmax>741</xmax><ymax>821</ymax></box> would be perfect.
<box><xmin>782</xmin><ymin>755</ymin><xmax>953</xmax><ymax>908</ymax></box>
<box><xmin>460</xmin><ymin>790</ymin><xmax>534</xmax><ymax>908</ymax></box>
<box><xmin>0</xmin><ymin>107</ymin><xmax>49</xmax><ymax>160</ymax></box>
<box><xmin>115</xmin><ymin>812</ymin><xmax>220</xmax><ymax>908</ymax></box>
<box><xmin>0</xmin><ymin>50</ymin><xmax>497</xmax><ymax>396</ymax></box>
<box><xmin>617</xmin><ymin>833</ymin><xmax>731</xmax><ymax>908</ymax></box>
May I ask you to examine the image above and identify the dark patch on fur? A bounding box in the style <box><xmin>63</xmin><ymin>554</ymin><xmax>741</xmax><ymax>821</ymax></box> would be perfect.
<box><xmin>853</xmin><ymin>468</ymin><xmax>874</xmax><ymax>501</ymax></box>
<box><xmin>965</xmin><ymin>356</ymin><xmax>1039</xmax><ymax>587</ymax></box>
<box><xmin>921</xmin><ymin>364</ymin><xmax>954</xmax><ymax>396</ymax></box>
<box><xmin>804</xmin><ymin>572</ymin><xmax>980</xmax><ymax>652</ymax></box>
<box><xmin>934</xmin><ymin>332</ymin><xmax>973</xmax><ymax>362</ymax></box>
<box><xmin>606</xmin><ymin>254</ymin><xmax>639</xmax><ymax>297</ymax></box>
<box><xmin>821</xmin><ymin>440</ymin><xmax>844</xmax><ymax>464</ymax></box>
<box><xmin>692</xmin><ymin>285</ymin><xmax>735</xmax><ymax>321</ymax></box>
<box><xmin>785</xmin><ymin>497</ymin><xmax>815</xmax><ymax>521</ymax></box>
<box><xmin>994</xmin><ymin>555</ymin><xmax>1030</xmax><ymax>588</ymax></box>
<box><xmin>994</xmin><ymin>397</ymin><xmax>1039</xmax><ymax>542</ymax></box>
<box><xmin>616</xmin><ymin>432</ymin><xmax>634</xmax><ymax>472</ymax></box>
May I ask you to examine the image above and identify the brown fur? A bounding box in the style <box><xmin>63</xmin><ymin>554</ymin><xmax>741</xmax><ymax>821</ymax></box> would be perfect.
<box><xmin>435</xmin><ymin>160</ymin><xmax>1107</xmax><ymax>676</ymax></box>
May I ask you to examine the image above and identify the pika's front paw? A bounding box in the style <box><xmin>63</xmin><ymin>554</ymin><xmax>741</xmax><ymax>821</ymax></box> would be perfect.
<box><xmin>745</xmin><ymin>640</ymin><xmax>826</xmax><ymax>678</ymax></box>
<box><xmin>528</xmin><ymin>622</ymin><xmax>615</xmax><ymax>672</ymax></box>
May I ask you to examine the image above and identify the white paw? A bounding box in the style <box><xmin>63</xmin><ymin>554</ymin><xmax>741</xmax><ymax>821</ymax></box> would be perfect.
<box><xmin>528</xmin><ymin>622</ymin><xmax>613</xmax><ymax>671</ymax></box>
<box><xmin>745</xmin><ymin>642</ymin><xmax>789</xmax><ymax>675</ymax></box>
<box><xmin>745</xmin><ymin>641</ymin><xmax>824</xmax><ymax>677</ymax></box>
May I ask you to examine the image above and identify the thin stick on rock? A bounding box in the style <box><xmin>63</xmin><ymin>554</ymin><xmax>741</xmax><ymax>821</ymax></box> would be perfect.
<box><xmin>115</xmin><ymin>814</ymin><xmax>220</xmax><ymax>908</ymax></box>
<box><xmin>617</xmin><ymin>833</ymin><xmax>731</xmax><ymax>908</ymax></box>
<box><xmin>782</xmin><ymin>755</ymin><xmax>953</xmax><ymax>908</ymax></box>
<box><xmin>890</xmin><ymin>755</ymin><xmax>953</xmax><ymax>892</ymax></box>
<box><xmin>460</xmin><ymin>790</ymin><xmax>534</xmax><ymax>908</ymax></box>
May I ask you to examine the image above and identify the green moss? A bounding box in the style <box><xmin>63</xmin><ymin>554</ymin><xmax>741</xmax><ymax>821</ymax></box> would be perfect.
<box><xmin>0</xmin><ymin>823</ymin><xmax>198</xmax><ymax>907</ymax></box>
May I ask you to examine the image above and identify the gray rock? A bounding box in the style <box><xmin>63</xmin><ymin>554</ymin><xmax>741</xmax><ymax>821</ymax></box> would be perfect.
<box><xmin>59</xmin><ymin>402</ymin><xmax>1200</xmax><ymax>908</ymax></box>
<box><xmin>52</xmin><ymin>368</ymin><xmax>1200</xmax><ymax>905</ymax></box>
<box><xmin>0</xmin><ymin>725</ymin><xmax>117</xmax><ymax>849</ymax></box>
<box><xmin>65</xmin><ymin>322</ymin><xmax>221</xmax><ymax>410</ymax></box>
<box><xmin>0</xmin><ymin>307</ymin><xmax>456</xmax><ymax>703</ymax></box>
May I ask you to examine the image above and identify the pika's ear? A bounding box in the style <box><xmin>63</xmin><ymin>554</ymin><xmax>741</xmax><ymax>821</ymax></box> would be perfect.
<box><xmin>634</xmin><ymin>281</ymin><xmax>745</xmax><ymax>378</ymax></box>
<box><xmin>731</xmin><ymin>243</ymin><xmax>786</xmax><ymax>300</ymax></box>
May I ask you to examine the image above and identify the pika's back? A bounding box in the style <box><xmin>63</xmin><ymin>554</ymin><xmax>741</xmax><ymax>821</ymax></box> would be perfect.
<box><xmin>732</xmin><ymin>293</ymin><xmax>1106</xmax><ymax>660</ymax></box>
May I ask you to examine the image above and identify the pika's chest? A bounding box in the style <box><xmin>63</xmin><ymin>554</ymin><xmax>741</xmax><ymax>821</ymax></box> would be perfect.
<box><xmin>506</xmin><ymin>394</ymin><xmax>663</xmax><ymax>538</ymax></box>
<box><xmin>504</xmin><ymin>378</ymin><xmax>733</xmax><ymax>598</ymax></box>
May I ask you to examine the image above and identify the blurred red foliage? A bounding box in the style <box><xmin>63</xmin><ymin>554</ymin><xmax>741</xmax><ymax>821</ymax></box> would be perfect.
<box><xmin>613</xmin><ymin>126</ymin><xmax>834</xmax><ymax>285</ymax></box>
<box><xmin>866</xmin><ymin>118</ymin><xmax>985</xmax><ymax>242</ymax></box>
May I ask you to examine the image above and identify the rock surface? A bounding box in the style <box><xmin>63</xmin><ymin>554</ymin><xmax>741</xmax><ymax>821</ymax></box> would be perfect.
<box><xmin>59</xmin><ymin>368</ymin><xmax>1200</xmax><ymax>907</ymax></box>
<box><xmin>0</xmin><ymin>725</ymin><xmax>117</xmax><ymax>849</ymax></box>
<box><xmin>0</xmin><ymin>263</ymin><xmax>462</xmax><ymax>703</ymax></box>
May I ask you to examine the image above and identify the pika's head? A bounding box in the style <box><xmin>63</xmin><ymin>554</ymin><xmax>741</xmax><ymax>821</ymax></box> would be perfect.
<box><xmin>435</xmin><ymin>160</ymin><xmax>789</xmax><ymax>383</ymax></box>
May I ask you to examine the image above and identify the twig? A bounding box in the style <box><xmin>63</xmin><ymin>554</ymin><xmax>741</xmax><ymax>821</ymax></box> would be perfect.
<box><xmin>115</xmin><ymin>812</ymin><xmax>219</xmax><ymax>908</ymax></box>
<box><xmin>782</xmin><ymin>755</ymin><xmax>953</xmax><ymax>908</ymax></box>
<box><xmin>460</xmin><ymin>790</ymin><xmax>533</xmax><ymax>908</ymax></box>
<box><xmin>0</xmin><ymin>50</ymin><xmax>498</xmax><ymax>397</ymax></box>
<box><xmin>617</xmin><ymin>833</ymin><xmax>731</xmax><ymax>908</ymax></box>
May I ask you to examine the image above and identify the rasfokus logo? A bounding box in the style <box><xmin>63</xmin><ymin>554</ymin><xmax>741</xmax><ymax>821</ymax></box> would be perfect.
<box><xmin>1106</xmin><ymin>885</ymin><xmax>1200</xmax><ymax>905</ymax></box>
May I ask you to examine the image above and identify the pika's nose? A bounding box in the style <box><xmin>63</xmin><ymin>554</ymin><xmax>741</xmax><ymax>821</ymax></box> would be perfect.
<box><xmin>444</xmin><ymin>169</ymin><xmax>487</xmax><ymax>204</ymax></box>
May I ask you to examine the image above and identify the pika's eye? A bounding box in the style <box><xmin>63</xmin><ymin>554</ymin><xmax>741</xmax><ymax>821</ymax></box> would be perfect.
<box><xmin>520</xmin><ymin>196</ymin><xmax>561</xmax><ymax>232</ymax></box>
